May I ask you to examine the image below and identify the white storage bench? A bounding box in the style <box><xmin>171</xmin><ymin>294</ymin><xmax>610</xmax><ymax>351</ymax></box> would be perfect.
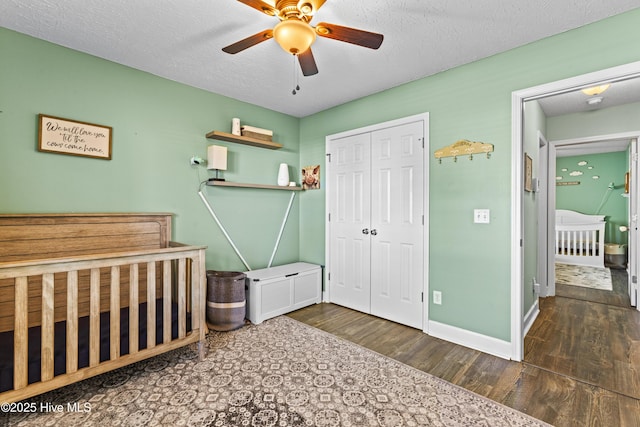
<box><xmin>245</xmin><ymin>262</ymin><xmax>322</xmax><ymax>324</ymax></box>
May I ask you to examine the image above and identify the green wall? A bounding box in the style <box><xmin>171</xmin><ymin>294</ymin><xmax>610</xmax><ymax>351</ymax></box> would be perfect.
<box><xmin>556</xmin><ymin>152</ymin><xmax>628</xmax><ymax>244</ymax></box>
<box><xmin>3</xmin><ymin>7</ymin><xmax>640</xmax><ymax>347</ymax></box>
<box><xmin>0</xmin><ymin>27</ymin><xmax>301</xmax><ymax>273</ymax></box>
<box><xmin>299</xmin><ymin>8</ymin><xmax>640</xmax><ymax>342</ymax></box>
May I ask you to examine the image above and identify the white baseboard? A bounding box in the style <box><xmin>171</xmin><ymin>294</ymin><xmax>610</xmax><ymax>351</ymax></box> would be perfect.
<box><xmin>428</xmin><ymin>321</ymin><xmax>512</xmax><ymax>360</ymax></box>
<box><xmin>523</xmin><ymin>298</ymin><xmax>540</xmax><ymax>337</ymax></box>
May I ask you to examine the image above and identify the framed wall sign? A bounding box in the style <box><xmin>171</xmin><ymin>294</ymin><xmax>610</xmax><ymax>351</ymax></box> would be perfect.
<box><xmin>38</xmin><ymin>114</ymin><xmax>112</xmax><ymax>160</ymax></box>
<box><xmin>524</xmin><ymin>153</ymin><xmax>533</xmax><ymax>192</ymax></box>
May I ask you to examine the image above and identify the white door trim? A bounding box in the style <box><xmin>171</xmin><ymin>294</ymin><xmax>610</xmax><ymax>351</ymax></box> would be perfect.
<box><xmin>325</xmin><ymin>112</ymin><xmax>430</xmax><ymax>331</ymax></box>
<box><xmin>537</xmin><ymin>131</ymin><xmax>550</xmax><ymax>298</ymax></box>
<box><xmin>511</xmin><ymin>60</ymin><xmax>640</xmax><ymax>361</ymax></box>
<box><xmin>629</xmin><ymin>138</ymin><xmax>639</xmax><ymax>307</ymax></box>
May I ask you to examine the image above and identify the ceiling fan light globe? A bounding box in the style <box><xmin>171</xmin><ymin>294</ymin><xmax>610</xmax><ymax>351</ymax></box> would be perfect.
<box><xmin>273</xmin><ymin>19</ymin><xmax>316</xmax><ymax>55</ymax></box>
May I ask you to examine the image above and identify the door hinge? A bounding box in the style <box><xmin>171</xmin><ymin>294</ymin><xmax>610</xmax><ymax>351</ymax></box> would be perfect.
<box><xmin>422</xmin><ymin>215</ymin><xmax>424</xmax><ymax>225</ymax></box>
<box><xmin>326</xmin><ymin>153</ymin><xmax>331</xmax><ymax>162</ymax></box>
<box><xmin>328</xmin><ymin>213</ymin><xmax>331</xmax><ymax>222</ymax></box>
<box><xmin>421</xmin><ymin>292</ymin><xmax>424</xmax><ymax>302</ymax></box>
<box><xmin>520</xmin><ymin>239</ymin><xmax>523</xmax><ymax>247</ymax></box>
<box><xmin>633</xmin><ymin>275</ymin><xmax>637</xmax><ymax>284</ymax></box>
<box><xmin>328</xmin><ymin>272</ymin><xmax>330</xmax><ymax>281</ymax></box>
<box><xmin>633</xmin><ymin>152</ymin><xmax>639</xmax><ymax>162</ymax></box>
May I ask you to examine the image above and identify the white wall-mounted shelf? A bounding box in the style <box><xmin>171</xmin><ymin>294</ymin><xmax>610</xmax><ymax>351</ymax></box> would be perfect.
<box><xmin>206</xmin><ymin>180</ymin><xmax>303</xmax><ymax>191</ymax></box>
<box><xmin>206</xmin><ymin>130</ymin><xmax>282</xmax><ymax>150</ymax></box>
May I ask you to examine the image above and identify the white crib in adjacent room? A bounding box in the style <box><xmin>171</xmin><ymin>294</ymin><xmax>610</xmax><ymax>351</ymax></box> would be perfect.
<box><xmin>555</xmin><ymin>209</ymin><xmax>606</xmax><ymax>268</ymax></box>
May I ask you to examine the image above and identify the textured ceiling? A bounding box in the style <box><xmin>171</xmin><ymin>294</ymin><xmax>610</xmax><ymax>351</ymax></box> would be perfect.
<box><xmin>1</xmin><ymin>0</ymin><xmax>640</xmax><ymax>117</ymax></box>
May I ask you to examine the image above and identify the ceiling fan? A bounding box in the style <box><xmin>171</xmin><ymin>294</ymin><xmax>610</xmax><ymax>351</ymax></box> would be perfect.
<box><xmin>222</xmin><ymin>0</ymin><xmax>384</xmax><ymax>76</ymax></box>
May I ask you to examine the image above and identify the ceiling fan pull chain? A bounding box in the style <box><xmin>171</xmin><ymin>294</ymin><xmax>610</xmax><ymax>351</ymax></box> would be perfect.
<box><xmin>292</xmin><ymin>54</ymin><xmax>301</xmax><ymax>95</ymax></box>
<box><xmin>292</xmin><ymin>55</ymin><xmax>297</xmax><ymax>95</ymax></box>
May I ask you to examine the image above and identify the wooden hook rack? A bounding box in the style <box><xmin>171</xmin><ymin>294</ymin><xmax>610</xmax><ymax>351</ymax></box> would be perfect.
<box><xmin>434</xmin><ymin>139</ymin><xmax>494</xmax><ymax>163</ymax></box>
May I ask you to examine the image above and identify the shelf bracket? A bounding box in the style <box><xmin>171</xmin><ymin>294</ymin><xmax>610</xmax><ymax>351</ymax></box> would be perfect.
<box><xmin>268</xmin><ymin>192</ymin><xmax>296</xmax><ymax>268</ymax></box>
<box><xmin>198</xmin><ymin>190</ymin><xmax>252</xmax><ymax>271</ymax></box>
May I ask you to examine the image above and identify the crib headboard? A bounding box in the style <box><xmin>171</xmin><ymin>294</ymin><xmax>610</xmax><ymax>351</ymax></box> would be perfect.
<box><xmin>0</xmin><ymin>213</ymin><xmax>172</xmax><ymax>263</ymax></box>
<box><xmin>556</xmin><ymin>209</ymin><xmax>605</xmax><ymax>225</ymax></box>
<box><xmin>0</xmin><ymin>213</ymin><xmax>174</xmax><ymax>332</ymax></box>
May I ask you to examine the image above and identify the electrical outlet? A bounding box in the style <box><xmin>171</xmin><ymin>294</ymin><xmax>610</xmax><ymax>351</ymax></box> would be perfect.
<box><xmin>433</xmin><ymin>290</ymin><xmax>442</xmax><ymax>305</ymax></box>
<box><xmin>474</xmin><ymin>209</ymin><xmax>490</xmax><ymax>224</ymax></box>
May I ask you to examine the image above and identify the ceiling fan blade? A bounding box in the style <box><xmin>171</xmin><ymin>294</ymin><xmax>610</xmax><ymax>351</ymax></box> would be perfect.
<box><xmin>298</xmin><ymin>48</ymin><xmax>318</xmax><ymax>76</ymax></box>
<box><xmin>315</xmin><ymin>22</ymin><xmax>383</xmax><ymax>49</ymax></box>
<box><xmin>222</xmin><ymin>29</ymin><xmax>273</xmax><ymax>54</ymax></box>
<box><xmin>237</xmin><ymin>0</ymin><xmax>278</xmax><ymax>16</ymax></box>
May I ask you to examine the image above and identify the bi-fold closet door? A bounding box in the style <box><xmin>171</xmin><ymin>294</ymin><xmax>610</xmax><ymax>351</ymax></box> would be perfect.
<box><xmin>327</xmin><ymin>119</ymin><xmax>425</xmax><ymax>329</ymax></box>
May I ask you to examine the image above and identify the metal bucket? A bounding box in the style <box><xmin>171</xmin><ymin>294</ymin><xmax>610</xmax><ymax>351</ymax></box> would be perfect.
<box><xmin>206</xmin><ymin>270</ymin><xmax>246</xmax><ymax>331</ymax></box>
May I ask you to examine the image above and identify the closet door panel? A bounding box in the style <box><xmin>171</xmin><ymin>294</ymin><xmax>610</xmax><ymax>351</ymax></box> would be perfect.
<box><xmin>328</xmin><ymin>133</ymin><xmax>371</xmax><ymax>313</ymax></box>
<box><xmin>370</xmin><ymin>121</ymin><xmax>424</xmax><ymax>328</ymax></box>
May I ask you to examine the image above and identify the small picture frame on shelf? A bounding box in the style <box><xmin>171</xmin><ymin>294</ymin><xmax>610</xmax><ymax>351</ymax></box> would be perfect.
<box><xmin>302</xmin><ymin>165</ymin><xmax>320</xmax><ymax>190</ymax></box>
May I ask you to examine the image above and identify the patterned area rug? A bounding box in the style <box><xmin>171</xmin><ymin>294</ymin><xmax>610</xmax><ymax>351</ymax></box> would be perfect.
<box><xmin>4</xmin><ymin>316</ymin><xmax>550</xmax><ymax>426</ymax></box>
<box><xmin>555</xmin><ymin>263</ymin><xmax>613</xmax><ymax>291</ymax></box>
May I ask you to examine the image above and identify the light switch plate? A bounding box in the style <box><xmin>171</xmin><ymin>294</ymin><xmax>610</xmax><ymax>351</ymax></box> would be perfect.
<box><xmin>474</xmin><ymin>209</ymin><xmax>490</xmax><ymax>224</ymax></box>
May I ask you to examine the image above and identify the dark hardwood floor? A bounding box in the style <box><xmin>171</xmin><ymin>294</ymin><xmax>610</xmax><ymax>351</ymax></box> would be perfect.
<box><xmin>525</xmin><ymin>267</ymin><xmax>640</xmax><ymax>400</ymax></box>
<box><xmin>288</xmin><ymin>301</ymin><xmax>640</xmax><ymax>427</ymax></box>
<box><xmin>555</xmin><ymin>267</ymin><xmax>630</xmax><ymax>308</ymax></box>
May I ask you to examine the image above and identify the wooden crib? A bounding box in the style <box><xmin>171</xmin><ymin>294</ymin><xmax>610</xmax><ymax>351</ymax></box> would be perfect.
<box><xmin>0</xmin><ymin>213</ymin><xmax>207</xmax><ymax>403</ymax></box>
<box><xmin>555</xmin><ymin>209</ymin><xmax>606</xmax><ymax>268</ymax></box>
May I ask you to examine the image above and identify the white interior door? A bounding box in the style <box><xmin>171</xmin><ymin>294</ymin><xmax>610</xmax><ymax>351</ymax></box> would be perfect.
<box><xmin>327</xmin><ymin>132</ymin><xmax>372</xmax><ymax>313</ymax></box>
<box><xmin>369</xmin><ymin>122</ymin><xmax>424</xmax><ymax>328</ymax></box>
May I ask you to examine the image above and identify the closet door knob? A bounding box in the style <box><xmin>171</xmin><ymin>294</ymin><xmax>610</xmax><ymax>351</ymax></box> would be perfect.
<box><xmin>362</xmin><ymin>228</ymin><xmax>369</xmax><ymax>234</ymax></box>
<box><xmin>370</xmin><ymin>229</ymin><xmax>378</xmax><ymax>236</ymax></box>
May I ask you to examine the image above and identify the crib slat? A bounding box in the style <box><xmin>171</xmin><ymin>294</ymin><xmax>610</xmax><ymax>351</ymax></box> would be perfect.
<box><xmin>41</xmin><ymin>273</ymin><xmax>55</xmax><ymax>382</ymax></box>
<box><xmin>14</xmin><ymin>276</ymin><xmax>29</xmax><ymax>389</ymax></box>
<box><xmin>89</xmin><ymin>268</ymin><xmax>100</xmax><ymax>367</ymax></box>
<box><xmin>193</xmin><ymin>248</ymin><xmax>207</xmax><ymax>344</ymax></box>
<box><xmin>578</xmin><ymin>231</ymin><xmax>582</xmax><ymax>255</ymax></box>
<box><xmin>110</xmin><ymin>266</ymin><xmax>120</xmax><ymax>360</ymax></box>
<box><xmin>178</xmin><ymin>258</ymin><xmax>186</xmax><ymax>339</ymax></box>
<box><xmin>129</xmin><ymin>263</ymin><xmax>139</xmax><ymax>354</ymax></box>
<box><xmin>163</xmin><ymin>260</ymin><xmax>171</xmax><ymax>344</ymax></box>
<box><xmin>66</xmin><ymin>271</ymin><xmax>79</xmax><ymax>374</ymax></box>
<box><xmin>147</xmin><ymin>261</ymin><xmax>156</xmax><ymax>349</ymax></box>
